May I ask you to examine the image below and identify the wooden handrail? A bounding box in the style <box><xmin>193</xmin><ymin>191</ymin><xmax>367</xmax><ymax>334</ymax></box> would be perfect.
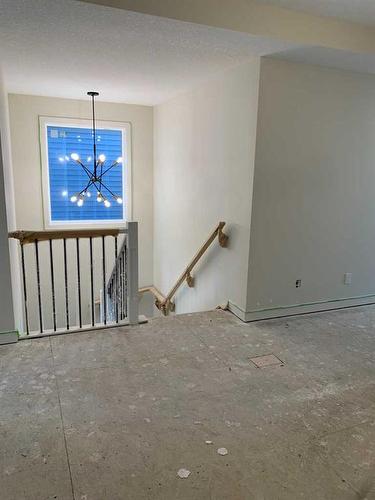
<box><xmin>11</xmin><ymin>223</ymin><xmax>227</xmax><ymax>317</ymax></box>
<box><xmin>140</xmin><ymin>221</ymin><xmax>228</xmax><ymax>315</ymax></box>
<box><xmin>139</xmin><ymin>286</ymin><xmax>166</xmax><ymax>305</ymax></box>
<box><xmin>9</xmin><ymin>228</ymin><xmax>125</xmax><ymax>245</ymax></box>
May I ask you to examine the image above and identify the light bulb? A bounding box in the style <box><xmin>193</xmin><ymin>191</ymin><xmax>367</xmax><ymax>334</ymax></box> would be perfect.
<box><xmin>87</xmin><ymin>156</ymin><xmax>92</xmax><ymax>162</ymax></box>
<box><xmin>62</xmin><ymin>190</ymin><xmax>68</xmax><ymax>197</ymax></box>
<box><xmin>70</xmin><ymin>195</ymin><xmax>77</xmax><ymax>203</ymax></box>
<box><xmin>86</xmin><ymin>191</ymin><xmax>91</xmax><ymax>198</ymax></box>
<box><xmin>58</xmin><ymin>156</ymin><xmax>64</xmax><ymax>162</ymax></box>
<box><xmin>116</xmin><ymin>157</ymin><xmax>123</xmax><ymax>163</ymax></box>
<box><xmin>77</xmin><ymin>199</ymin><xmax>84</xmax><ymax>207</ymax></box>
<box><xmin>97</xmin><ymin>194</ymin><xmax>102</xmax><ymax>203</ymax></box>
<box><xmin>116</xmin><ymin>197</ymin><xmax>123</xmax><ymax>204</ymax></box>
<box><xmin>104</xmin><ymin>200</ymin><xmax>111</xmax><ymax>208</ymax></box>
<box><xmin>98</xmin><ymin>154</ymin><xmax>106</xmax><ymax>162</ymax></box>
<box><xmin>71</xmin><ymin>153</ymin><xmax>79</xmax><ymax>161</ymax></box>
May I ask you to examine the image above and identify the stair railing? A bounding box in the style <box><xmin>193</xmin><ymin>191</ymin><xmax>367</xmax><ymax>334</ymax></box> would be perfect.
<box><xmin>106</xmin><ymin>221</ymin><xmax>139</xmax><ymax>325</ymax></box>
<box><xmin>9</xmin><ymin>222</ymin><xmax>139</xmax><ymax>338</ymax></box>
<box><xmin>140</xmin><ymin>221</ymin><xmax>228</xmax><ymax>315</ymax></box>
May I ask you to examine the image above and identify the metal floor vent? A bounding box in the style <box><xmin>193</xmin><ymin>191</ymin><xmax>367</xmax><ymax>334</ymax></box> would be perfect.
<box><xmin>250</xmin><ymin>354</ymin><xmax>284</xmax><ymax>368</ymax></box>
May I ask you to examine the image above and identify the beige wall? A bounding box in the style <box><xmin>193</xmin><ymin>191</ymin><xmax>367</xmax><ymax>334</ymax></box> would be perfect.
<box><xmin>246</xmin><ymin>58</ymin><xmax>375</xmax><ymax>320</ymax></box>
<box><xmin>8</xmin><ymin>94</ymin><xmax>154</xmax><ymax>328</ymax></box>
<box><xmin>154</xmin><ymin>60</ymin><xmax>260</xmax><ymax>313</ymax></box>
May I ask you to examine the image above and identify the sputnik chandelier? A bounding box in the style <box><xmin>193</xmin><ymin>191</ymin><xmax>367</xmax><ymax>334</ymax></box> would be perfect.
<box><xmin>69</xmin><ymin>91</ymin><xmax>123</xmax><ymax>208</ymax></box>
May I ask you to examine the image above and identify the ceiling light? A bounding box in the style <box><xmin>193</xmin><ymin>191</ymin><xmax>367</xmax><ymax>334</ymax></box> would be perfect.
<box><xmin>68</xmin><ymin>91</ymin><xmax>123</xmax><ymax>208</ymax></box>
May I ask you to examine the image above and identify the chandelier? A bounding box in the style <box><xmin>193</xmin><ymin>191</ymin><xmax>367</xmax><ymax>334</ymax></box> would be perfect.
<box><xmin>69</xmin><ymin>91</ymin><xmax>123</xmax><ymax>208</ymax></box>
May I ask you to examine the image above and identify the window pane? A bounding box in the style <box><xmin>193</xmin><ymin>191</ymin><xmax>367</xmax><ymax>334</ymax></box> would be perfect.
<box><xmin>47</xmin><ymin>125</ymin><xmax>124</xmax><ymax>221</ymax></box>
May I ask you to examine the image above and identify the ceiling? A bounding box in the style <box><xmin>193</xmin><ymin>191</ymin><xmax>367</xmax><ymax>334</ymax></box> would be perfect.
<box><xmin>1</xmin><ymin>0</ymin><xmax>375</xmax><ymax>106</ymax></box>
<box><xmin>255</xmin><ymin>0</ymin><xmax>375</xmax><ymax>27</ymax></box>
<box><xmin>271</xmin><ymin>45</ymin><xmax>375</xmax><ymax>76</ymax></box>
<box><xmin>0</xmin><ymin>0</ymin><xmax>296</xmax><ymax>105</ymax></box>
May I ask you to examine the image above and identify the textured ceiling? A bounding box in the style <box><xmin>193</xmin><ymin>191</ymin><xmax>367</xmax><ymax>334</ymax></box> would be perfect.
<box><xmin>1</xmin><ymin>0</ymin><xmax>374</xmax><ymax>105</ymax></box>
<box><xmin>0</xmin><ymin>0</ymin><xmax>296</xmax><ymax>105</ymax></box>
<box><xmin>255</xmin><ymin>0</ymin><xmax>375</xmax><ymax>27</ymax></box>
<box><xmin>271</xmin><ymin>45</ymin><xmax>375</xmax><ymax>76</ymax></box>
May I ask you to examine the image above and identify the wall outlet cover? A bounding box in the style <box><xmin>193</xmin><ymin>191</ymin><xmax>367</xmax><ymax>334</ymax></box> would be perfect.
<box><xmin>344</xmin><ymin>273</ymin><xmax>352</xmax><ymax>285</ymax></box>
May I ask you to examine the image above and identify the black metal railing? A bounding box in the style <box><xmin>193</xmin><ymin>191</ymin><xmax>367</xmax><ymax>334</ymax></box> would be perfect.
<box><xmin>107</xmin><ymin>234</ymin><xmax>128</xmax><ymax>322</ymax></box>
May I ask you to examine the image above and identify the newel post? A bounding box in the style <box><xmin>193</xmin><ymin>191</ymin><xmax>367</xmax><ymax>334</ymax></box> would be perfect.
<box><xmin>127</xmin><ymin>221</ymin><xmax>139</xmax><ymax>325</ymax></box>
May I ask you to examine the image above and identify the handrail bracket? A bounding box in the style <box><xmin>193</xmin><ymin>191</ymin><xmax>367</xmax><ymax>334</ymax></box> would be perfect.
<box><xmin>218</xmin><ymin>223</ymin><xmax>229</xmax><ymax>247</ymax></box>
<box><xmin>186</xmin><ymin>272</ymin><xmax>194</xmax><ymax>288</ymax></box>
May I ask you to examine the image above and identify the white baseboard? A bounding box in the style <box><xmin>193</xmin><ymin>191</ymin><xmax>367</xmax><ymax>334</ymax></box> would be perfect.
<box><xmin>227</xmin><ymin>301</ymin><xmax>248</xmax><ymax>321</ymax></box>
<box><xmin>19</xmin><ymin>316</ymin><xmax>148</xmax><ymax>340</ymax></box>
<box><xmin>0</xmin><ymin>330</ymin><xmax>19</xmax><ymax>345</ymax></box>
<box><xmin>228</xmin><ymin>294</ymin><xmax>375</xmax><ymax>322</ymax></box>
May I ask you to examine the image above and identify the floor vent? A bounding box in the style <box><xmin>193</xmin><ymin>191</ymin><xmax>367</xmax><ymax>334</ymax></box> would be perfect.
<box><xmin>249</xmin><ymin>354</ymin><xmax>284</xmax><ymax>368</ymax></box>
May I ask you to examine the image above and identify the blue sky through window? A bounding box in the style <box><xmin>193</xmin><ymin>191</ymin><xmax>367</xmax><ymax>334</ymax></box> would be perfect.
<box><xmin>47</xmin><ymin>125</ymin><xmax>124</xmax><ymax>221</ymax></box>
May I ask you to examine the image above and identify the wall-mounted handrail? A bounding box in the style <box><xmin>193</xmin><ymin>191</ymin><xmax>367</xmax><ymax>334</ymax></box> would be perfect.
<box><xmin>139</xmin><ymin>285</ymin><xmax>166</xmax><ymax>305</ymax></box>
<box><xmin>140</xmin><ymin>221</ymin><xmax>228</xmax><ymax>315</ymax></box>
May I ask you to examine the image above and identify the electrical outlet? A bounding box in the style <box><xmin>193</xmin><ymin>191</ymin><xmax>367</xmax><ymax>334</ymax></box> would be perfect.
<box><xmin>344</xmin><ymin>273</ymin><xmax>352</xmax><ymax>285</ymax></box>
<box><xmin>295</xmin><ymin>279</ymin><xmax>302</xmax><ymax>288</ymax></box>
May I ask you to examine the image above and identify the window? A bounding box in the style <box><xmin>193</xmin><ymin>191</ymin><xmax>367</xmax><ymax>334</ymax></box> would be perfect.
<box><xmin>40</xmin><ymin>117</ymin><xmax>131</xmax><ymax>228</ymax></box>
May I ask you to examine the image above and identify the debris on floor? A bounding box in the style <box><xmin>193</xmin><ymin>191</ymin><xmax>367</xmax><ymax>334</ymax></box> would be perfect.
<box><xmin>205</xmin><ymin>440</ymin><xmax>213</xmax><ymax>445</ymax></box>
<box><xmin>177</xmin><ymin>468</ymin><xmax>191</xmax><ymax>479</ymax></box>
<box><xmin>217</xmin><ymin>447</ymin><xmax>228</xmax><ymax>456</ymax></box>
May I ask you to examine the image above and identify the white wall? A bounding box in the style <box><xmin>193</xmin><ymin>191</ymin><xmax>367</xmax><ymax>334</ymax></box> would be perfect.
<box><xmin>12</xmin><ymin>57</ymin><xmax>375</xmax><ymax>327</ymax></box>
<box><xmin>247</xmin><ymin>58</ymin><xmax>375</xmax><ymax>319</ymax></box>
<box><xmin>8</xmin><ymin>94</ymin><xmax>154</xmax><ymax>328</ymax></box>
<box><xmin>153</xmin><ymin>60</ymin><xmax>260</xmax><ymax>313</ymax></box>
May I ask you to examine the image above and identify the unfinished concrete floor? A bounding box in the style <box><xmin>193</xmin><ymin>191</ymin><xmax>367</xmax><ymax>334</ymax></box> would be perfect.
<box><xmin>1</xmin><ymin>306</ymin><xmax>375</xmax><ymax>500</ymax></box>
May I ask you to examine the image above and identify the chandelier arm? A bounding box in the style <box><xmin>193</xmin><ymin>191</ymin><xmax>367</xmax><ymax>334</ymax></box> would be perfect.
<box><xmin>74</xmin><ymin>163</ymin><xmax>105</xmax><ymax>199</ymax></box>
<box><xmin>79</xmin><ymin>179</ymin><xmax>95</xmax><ymax>195</ymax></box>
<box><xmin>89</xmin><ymin>179</ymin><xmax>106</xmax><ymax>200</ymax></box>
<box><xmin>100</xmin><ymin>161</ymin><xmax>118</xmax><ymax>177</ymax></box>
<box><xmin>98</xmin><ymin>179</ymin><xmax>119</xmax><ymax>199</ymax></box>
<box><xmin>74</xmin><ymin>159</ymin><xmax>94</xmax><ymax>179</ymax></box>
<box><xmin>98</xmin><ymin>161</ymin><xmax>104</xmax><ymax>195</ymax></box>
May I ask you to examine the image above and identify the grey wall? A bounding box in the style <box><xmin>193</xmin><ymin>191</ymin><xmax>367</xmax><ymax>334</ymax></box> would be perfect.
<box><xmin>247</xmin><ymin>57</ymin><xmax>375</xmax><ymax>319</ymax></box>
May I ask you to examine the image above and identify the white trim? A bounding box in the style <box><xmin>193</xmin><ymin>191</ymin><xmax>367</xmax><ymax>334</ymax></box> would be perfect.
<box><xmin>127</xmin><ymin>221</ymin><xmax>139</xmax><ymax>324</ymax></box>
<box><xmin>227</xmin><ymin>301</ymin><xmax>247</xmax><ymax>321</ymax></box>
<box><xmin>39</xmin><ymin>116</ymin><xmax>132</xmax><ymax>230</ymax></box>
<box><xmin>228</xmin><ymin>294</ymin><xmax>375</xmax><ymax>322</ymax></box>
<box><xmin>0</xmin><ymin>331</ymin><xmax>18</xmax><ymax>344</ymax></box>
<box><xmin>18</xmin><ymin>315</ymin><xmax>148</xmax><ymax>340</ymax></box>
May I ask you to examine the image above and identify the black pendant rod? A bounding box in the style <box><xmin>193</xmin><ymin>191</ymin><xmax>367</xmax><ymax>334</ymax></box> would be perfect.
<box><xmin>87</xmin><ymin>91</ymin><xmax>99</xmax><ymax>178</ymax></box>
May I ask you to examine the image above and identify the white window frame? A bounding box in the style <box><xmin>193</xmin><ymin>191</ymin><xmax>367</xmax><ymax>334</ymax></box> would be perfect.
<box><xmin>39</xmin><ymin>116</ymin><xmax>132</xmax><ymax>230</ymax></box>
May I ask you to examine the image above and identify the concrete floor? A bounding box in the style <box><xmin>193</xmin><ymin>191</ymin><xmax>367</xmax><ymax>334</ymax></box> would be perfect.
<box><xmin>1</xmin><ymin>307</ymin><xmax>375</xmax><ymax>500</ymax></box>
